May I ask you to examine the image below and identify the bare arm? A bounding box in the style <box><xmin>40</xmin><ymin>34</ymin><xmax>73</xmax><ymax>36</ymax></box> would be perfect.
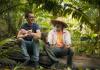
<box><xmin>17</xmin><ymin>29</ymin><xmax>28</xmax><ymax>39</ymax></box>
<box><xmin>31</xmin><ymin>29</ymin><xmax>41</xmax><ymax>39</ymax></box>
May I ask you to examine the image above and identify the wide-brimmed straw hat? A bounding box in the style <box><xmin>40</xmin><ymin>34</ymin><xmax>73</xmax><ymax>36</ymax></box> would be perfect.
<box><xmin>51</xmin><ymin>17</ymin><xmax>68</xmax><ymax>28</ymax></box>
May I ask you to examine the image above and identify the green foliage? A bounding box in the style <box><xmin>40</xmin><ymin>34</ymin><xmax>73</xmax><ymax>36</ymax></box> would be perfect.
<box><xmin>0</xmin><ymin>0</ymin><xmax>21</xmax><ymax>14</ymax></box>
<box><xmin>0</xmin><ymin>37</ymin><xmax>14</xmax><ymax>46</ymax></box>
<box><xmin>0</xmin><ymin>0</ymin><xmax>100</xmax><ymax>60</ymax></box>
<box><xmin>80</xmin><ymin>0</ymin><xmax>100</xmax><ymax>7</ymax></box>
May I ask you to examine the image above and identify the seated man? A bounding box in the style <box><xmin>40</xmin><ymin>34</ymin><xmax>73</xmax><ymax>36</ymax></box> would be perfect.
<box><xmin>17</xmin><ymin>11</ymin><xmax>41</xmax><ymax>67</ymax></box>
<box><xmin>47</xmin><ymin>17</ymin><xmax>73</xmax><ymax>67</ymax></box>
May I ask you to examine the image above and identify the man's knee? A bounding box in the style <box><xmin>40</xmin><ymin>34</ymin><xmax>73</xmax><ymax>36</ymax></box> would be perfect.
<box><xmin>16</xmin><ymin>38</ymin><xmax>25</xmax><ymax>46</ymax></box>
<box><xmin>68</xmin><ymin>48</ymin><xmax>74</xmax><ymax>56</ymax></box>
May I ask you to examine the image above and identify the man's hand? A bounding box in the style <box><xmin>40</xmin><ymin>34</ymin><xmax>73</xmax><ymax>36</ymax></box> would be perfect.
<box><xmin>64</xmin><ymin>44</ymin><xmax>70</xmax><ymax>49</ymax></box>
<box><xmin>50</xmin><ymin>44</ymin><xmax>55</xmax><ymax>48</ymax></box>
<box><xmin>24</xmin><ymin>33</ymin><xmax>29</xmax><ymax>37</ymax></box>
<box><xmin>27</xmin><ymin>30</ymin><xmax>32</xmax><ymax>36</ymax></box>
<box><xmin>31</xmin><ymin>30</ymin><xmax>41</xmax><ymax>39</ymax></box>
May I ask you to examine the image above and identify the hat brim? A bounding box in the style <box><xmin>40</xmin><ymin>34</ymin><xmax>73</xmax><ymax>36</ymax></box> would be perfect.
<box><xmin>51</xmin><ymin>19</ymin><xmax>68</xmax><ymax>28</ymax></box>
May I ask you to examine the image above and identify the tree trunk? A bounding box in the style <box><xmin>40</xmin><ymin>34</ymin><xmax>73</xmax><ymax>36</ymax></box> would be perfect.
<box><xmin>6</xmin><ymin>11</ymin><xmax>16</xmax><ymax>36</ymax></box>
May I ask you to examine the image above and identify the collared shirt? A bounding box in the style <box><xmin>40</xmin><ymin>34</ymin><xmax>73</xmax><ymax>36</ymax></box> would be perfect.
<box><xmin>47</xmin><ymin>28</ymin><xmax>71</xmax><ymax>47</ymax></box>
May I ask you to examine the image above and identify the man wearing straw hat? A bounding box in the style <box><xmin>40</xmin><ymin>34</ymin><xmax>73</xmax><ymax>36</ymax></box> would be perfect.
<box><xmin>47</xmin><ymin>17</ymin><xmax>73</xmax><ymax>68</ymax></box>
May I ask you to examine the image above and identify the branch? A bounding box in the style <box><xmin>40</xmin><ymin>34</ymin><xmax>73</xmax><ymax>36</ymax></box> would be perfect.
<box><xmin>0</xmin><ymin>3</ymin><xmax>26</xmax><ymax>15</ymax></box>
